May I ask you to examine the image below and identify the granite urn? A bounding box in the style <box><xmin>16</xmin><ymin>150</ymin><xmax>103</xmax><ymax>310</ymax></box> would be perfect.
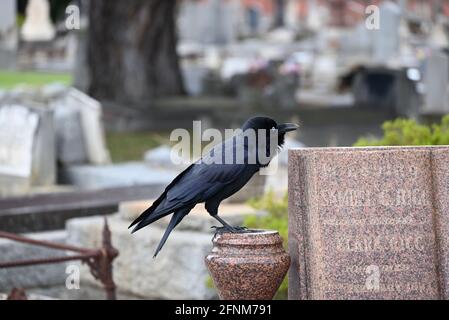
<box><xmin>205</xmin><ymin>230</ymin><xmax>290</xmax><ymax>300</ymax></box>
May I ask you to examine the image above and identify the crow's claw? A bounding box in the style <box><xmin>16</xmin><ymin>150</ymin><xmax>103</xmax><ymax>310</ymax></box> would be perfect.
<box><xmin>211</xmin><ymin>225</ymin><xmax>248</xmax><ymax>234</ymax></box>
<box><xmin>211</xmin><ymin>226</ymin><xmax>228</xmax><ymax>233</ymax></box>
<box><xmin>232</xmin><ymin>226</ymin><xmax>248</xmax><ymax>232</ymax></box>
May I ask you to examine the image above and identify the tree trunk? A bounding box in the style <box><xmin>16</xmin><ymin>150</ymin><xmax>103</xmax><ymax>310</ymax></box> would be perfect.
<box><xmin>87</xmin><ymin>0</ymin><xmax>184</xmax><ymax>104</ymax></box>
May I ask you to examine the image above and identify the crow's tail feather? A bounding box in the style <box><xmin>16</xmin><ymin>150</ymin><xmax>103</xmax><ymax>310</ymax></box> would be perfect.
<box><xmin>129</xmin><ymin>197</ymin><xmax>166</xmax><ymax>229</ymax></box>
<box><xmin>153</xmin><ymin>207</ymin><xmax>191</xmax><ymax>258</ymax></box>
<box><xmin>130</xmin><ymin>197</ymin><xmax>178</xmax><ymax>233</ymax></box>
<box><xmin>129</xmin><ymin>163</ymin><xmax>195</xmax><ymax>230</ymax></box>
<box><xmin>130</xmin><ymin>207</ymin><xmax>172</xmax><ymax>234</ymax></box>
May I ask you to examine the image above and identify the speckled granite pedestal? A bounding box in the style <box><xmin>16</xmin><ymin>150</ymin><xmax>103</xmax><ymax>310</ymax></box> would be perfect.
<box><xmin>288</xmin><ymin>146</ymin><xmax>449</xmax><ymax>300</ymax></box>
<box><xmin>205</xmin><ymin>230</ymin><xmax>290</xmax><ymax>300</ymax></box>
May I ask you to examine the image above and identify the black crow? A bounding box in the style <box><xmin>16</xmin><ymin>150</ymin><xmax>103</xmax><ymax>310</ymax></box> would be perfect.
<box><xmin>129</xmin><ymin>116</ymin><xmax>299</xmax><ymax>257</ymax></box>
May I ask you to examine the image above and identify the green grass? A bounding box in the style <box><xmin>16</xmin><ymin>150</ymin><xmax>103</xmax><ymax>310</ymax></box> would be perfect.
<box><xmin>106</xmin><ymin>131</ymin><xmax>169</xmax><ymax>163</ymax></box>
<box><xmin>0</xmin><ymin>71</ymin><xmax>72</xmax><ymax>89</ymax></box>
<box><xmin>106</xmin><ymin>130</ymin><xmax>218</xmax><ymax>163</ymax></box>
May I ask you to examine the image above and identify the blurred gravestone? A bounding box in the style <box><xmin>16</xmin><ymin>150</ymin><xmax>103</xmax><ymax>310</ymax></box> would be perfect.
<box><xmin>422</xmin><ymin>50</ymin><xmax>449</xmax><ymax>114</ymax></box>
<box><xmin>52</xmin><ymin>88</ymin><xmax>111</xmax><ymax>165</ymax></box>
<box><xmin>60</xmin><ymin>162</ymin><xmax>176</xmax><ymax>189</ymax></box>
<box><xmin>177</xmin><ymin>0</ymin><xmax>202</xmax><ymax>44</ymax></box>
<box><xmin>0</xmin><ymin>0</ymin><xmax>17</xmax><ymax>69</ymax></box>
<box><xmin>0</xmin><ymin>105</ymin><xmax>55</xmax><ymax>196</ymax></box>
<box><xmin>31</xmin><ymin>105</ymin><xmax>56</xmax><ymax>187</ymax></box>
<box><xmin>178</xmin><ymin>0</ymin><xmax>238</xmax><ymax>45</ymax></box>
<box><xmin>144</xmin><ymin>145</ymin><xmax>186</xmax><ymax>170</ymax></box>
<box><xmin>21</xmin><ymin>0</ymin><xmax>55</xmax><ymax>42</ymax></box>
<box><xmin>289</xmin><ymin>147</ymin><xmax>449</xmax><ymax>299</ymax></box>
<box><xmin>394</xmin><ymin>70</ymin><xmax>420</xmax><ymax>118</ymax></box>
<box><xmin>54</xmin><ymin>106</ymin><xmax>88</xmax><ymax>164</ymax></box>
<box><xmin>73</xmin><ymin>0</ymin><xmax>90</xmax><ymax>93</ymax></box>
<box><xmin>352</xmin><ymin>67</ymin><xmax>396</xmax><ymax>110</ymax></box>
<box><xmin>0</xmin><ymin>105</ymin><xmax>38</xmax><ymax>179</ymax></box>
<box><xmin>270</xmin><ymin>72</ymin><xmax>300</xmax><ymax>109</ymax></box>
<box><xmin>181</xmin><ymin>63</ymin><xmax>208</xmax><ymax>96</ymax></box>
<box><xmin>372</xmin><ymin>2</ymin><xmax>401</xmax><ymax>64</ymax></box>
<box><xmin>247</xmin><ymin>6</ymin><xmax>260</xmax><ymax>35</ymax></box>
<box><xmin>430</xmin><ymin>18</ymin><xmax>449</xmax><ymax>50</ymax></box>
<box><xmin>340</xmin><ymin>24</ymin><xmax>371</xmax><ymax>59</ymax></box>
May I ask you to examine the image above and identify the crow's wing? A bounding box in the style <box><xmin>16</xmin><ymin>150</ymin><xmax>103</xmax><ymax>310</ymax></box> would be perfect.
<box><xmin>129</xmin><ymin>135</ymin><xmax>252</xmax><ymax>232</ymax></box>
<box><xmin>129</xmin><ymin>162</ymin><xmax>249</xmax><ymax>232</ymax></box>
<box><xmin>165</xmin><ymin>132</ymin><xmax>257</xmax><ymax>204</ymax></box>
<box><xmin>128</xmin><ymin>162</ymin><xmax>195</xmax><ymax>230</ymax></box>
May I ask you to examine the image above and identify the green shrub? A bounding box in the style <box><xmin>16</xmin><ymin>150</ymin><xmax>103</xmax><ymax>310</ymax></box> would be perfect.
<box><xmin>354</xmin><ymin>115</ymin><xmax>449</xmax><ymax>146</ymax></box>
<box><xmin>245</xmin><ymin>191</ymin><xmax>289</xmax><ymax>300</ymax></box>
<box><xmin>245</xmin><ymin>191</ymin><xmax>288</xmax><ymax>243</ymax></box>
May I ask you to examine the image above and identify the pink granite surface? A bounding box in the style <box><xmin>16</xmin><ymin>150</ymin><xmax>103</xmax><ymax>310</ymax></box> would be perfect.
<box><xmin>288</xmin><ymin>146</ymin><xmax>449</xmax><ymax>300</ymax></box>
<box><xmin>205</xmin><ymin>230</ymin><xmax>290</xmax><ymax>300</ymax></box>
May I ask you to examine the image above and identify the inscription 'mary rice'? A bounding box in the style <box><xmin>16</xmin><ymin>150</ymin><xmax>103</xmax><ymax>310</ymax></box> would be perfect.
<box><xmin>288</xmin><ymin>147</ymin><xmax>449</xmax><ymax>300</ymax></box>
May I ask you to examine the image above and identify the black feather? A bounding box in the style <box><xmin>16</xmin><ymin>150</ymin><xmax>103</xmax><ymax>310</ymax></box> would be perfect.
<box><xmin>129</xmin><ymin>116</ymin><xmax>298</xmax><ymax>256</ymax></box>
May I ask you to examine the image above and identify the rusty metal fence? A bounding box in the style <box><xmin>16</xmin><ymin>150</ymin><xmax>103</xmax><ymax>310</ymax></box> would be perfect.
<box><xmin>0</xmin><ymin>218</ymin><xmax>118</xmax><ymax>300</ymax></box>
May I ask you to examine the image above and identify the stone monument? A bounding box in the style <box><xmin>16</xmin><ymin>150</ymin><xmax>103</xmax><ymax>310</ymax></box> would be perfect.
<box><xmin>51</xmin><ymin>88</ymin><xmax>111</xmax><ymax>165</ymax></box>
<box><xmin>21</xmin><ymin>0</ymin><xmax>55</xmax><ymax>42</ymax></box>
<box><xmin>430</xmin><ymin>17</ymin><xmax>449</xmax><ymax>50</ymax></box>
<box><xmin>289</xmin><ymin>146</ymin><xmax>449</xmax><ymax>299</ymax></box>
<box><xmin>0</xmin><ymin>104</ymin><xmax>55</xmax><ymax>196</ymax></box>
<box><xmin>422</xmin><ymin>50</ymin><xmax>449</xmax><ymax>114</ymax></box>
<box><xmin>178</xmin><ymin>0</ymin><xmax>239</xmax><ymax>45</ymax></box>
<box><xmin>0</xmin><ymin>0</ymin><xmax>17</xmax><ymax>69</ymax></box>
<box><xmin>372</xmin><ymin>1</ymin><xmax>401</xmax><ymax>64</ymax></box>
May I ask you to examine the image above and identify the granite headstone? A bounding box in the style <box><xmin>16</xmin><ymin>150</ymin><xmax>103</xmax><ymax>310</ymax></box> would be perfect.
<box><xmin>289</xmin><ymin>147</ymin><xmax>449</xmax><ymax>299</ymax></box>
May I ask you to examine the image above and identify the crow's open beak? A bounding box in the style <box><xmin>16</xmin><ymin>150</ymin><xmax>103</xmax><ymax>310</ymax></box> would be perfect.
<box><xmin>277</xmin><ymin>123</ymin><xmax>299</xmax><ymax>133</ymax></box>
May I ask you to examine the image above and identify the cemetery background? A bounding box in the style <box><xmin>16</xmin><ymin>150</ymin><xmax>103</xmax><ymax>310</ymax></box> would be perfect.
<box><xmin>0</xmin><ymin>0</ymin><xmax>449</xmax><ymax>300</ymax></box>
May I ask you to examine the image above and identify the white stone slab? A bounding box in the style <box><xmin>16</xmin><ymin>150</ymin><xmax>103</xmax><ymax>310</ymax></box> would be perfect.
<box><xmin>0</xmin><ymin>105</ymin><xmax>39</xmax><ymax>177</ymax></box>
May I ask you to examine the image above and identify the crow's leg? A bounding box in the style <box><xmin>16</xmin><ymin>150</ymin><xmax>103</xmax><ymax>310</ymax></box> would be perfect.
<box><xmin>206</xmin><ymin>201</ymin><xmax>246</xmax><ymax>233</ymax></box>
<box><xmin>212</xmin><ymin>215</ymin><xmax>247</xmax><ymax>233</ymax></box>
<box><xmin>212</xmin><ymin>215</ymin><xmax>235</xmax><ymax>232</ymax></box>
